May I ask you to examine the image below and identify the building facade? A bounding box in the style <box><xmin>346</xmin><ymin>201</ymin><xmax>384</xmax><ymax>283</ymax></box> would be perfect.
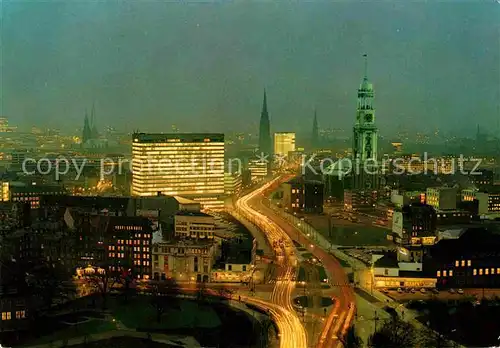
<box><xmin>152</xmin><ymin>239</ymin><xmax>218</xmax><ymax>283</ymax></box>
<box><xmin>274</xmin><ymin>132</ymin><xmax>296</xmax><ymax>159</ymax></box>
<box><xmin>426</xmin><ymin>187</ymin><xmax>459</xmax><ymax>210</ymax></box>
<box><xmin>131</xmin><ymin>133</ymin><xmax>225</xmax><ymax>210</ymax></box>
<box><xmin>224</xmin><ymin>172</ymin><xmax>242</xmax><ymax>195</ymax></box>
<box><xmin>282</xmin><ymin>177</ymin><xmax>324</xmax><ymax>214</ymax></box>
<box><xmin>174</xmin><ymin>211</ymin><xmax>215</xmax><ymax>240</ymax></box>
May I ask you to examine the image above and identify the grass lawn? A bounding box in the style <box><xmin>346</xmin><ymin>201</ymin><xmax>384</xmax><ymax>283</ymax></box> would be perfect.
<box><xmin>111</xmin><ymin>297</ymin><xmax>221</xmax><ymax>330</ymax></box>
<box><xmin>71</xmin><ymin>337</ymin><xmax>182</xmax><ymax>348</ymax></box>
<box><xmin>29</xmin><ymin>320</ymin><xmax>116</xmax><ymax>346</ymax></box>
<box><xmin>297</xmin><ymin>265</ymin><xmax>328</xmax><ymax>282</ymax></box>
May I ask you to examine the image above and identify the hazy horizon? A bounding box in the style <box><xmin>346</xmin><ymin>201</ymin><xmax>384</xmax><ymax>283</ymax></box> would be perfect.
<box><xmin>2</xmin><ymin>1</ymin><xmax>499</xmax><ymax>136</ymax></box>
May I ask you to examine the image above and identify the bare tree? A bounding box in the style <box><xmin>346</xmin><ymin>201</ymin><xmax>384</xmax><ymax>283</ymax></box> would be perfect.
<box><xmin>150</xmin><ymin>278</ymin><xmax>180</xmax><ymax>323</ymax></box>
<box><xmin>339</xmin><ymin>325</ymin><xmax>363</xmax><ymax>348</ymax></box>
<box><xmin>368</xmin><ymin>317</ymin><xmax>416</xmax><ymax>348</ymax></box>
<box><xmin>83</xmin><ymin>265</ymin><xmax>118</xmax><ymax>310</ymax></box>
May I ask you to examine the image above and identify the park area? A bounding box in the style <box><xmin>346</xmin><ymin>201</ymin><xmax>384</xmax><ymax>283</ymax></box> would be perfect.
<box><xmin>16</xmin><ymin>294</ymin><xmax>261</xmax><ymax>348</ymax></box>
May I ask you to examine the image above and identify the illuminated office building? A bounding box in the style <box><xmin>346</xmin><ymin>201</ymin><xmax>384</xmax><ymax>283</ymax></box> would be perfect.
<box><xmin>1</xmin><ymin>182</ymin><xmax>9</xmax><ymax>202</ymax></box>
<box><xmin>274</xmin><ymin>132</ymin><xmax>296</xmax><ymax>158</ymax></box>
<box><xmin>248</xmin><ymin>159</ymin><xmax>268</xmax><ymax>181</ymax></box>
<box><xmin>131</xmin><ymin>133</ymin><xmax>225</xmax><ymax>210</ymax></box>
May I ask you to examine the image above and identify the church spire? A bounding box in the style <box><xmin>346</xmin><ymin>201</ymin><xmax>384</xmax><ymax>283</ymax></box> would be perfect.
<box><xmin>312</xmin><ymin>109</ymin><xmax>319</xmax><ymax>149</ymax></box>
<box><xmin>363</xmin><ymin>53</ymin><xmax>368</xmax><ymax>79</ymax></box>
<box><xmin>90</xmin><ymin>103</ymin><xmax>98</xmax><ymax>139</ymax></box>
<box><xmin>259</xmin><ymin>89</ymin><xmax>272</xmax><ymax>159</ymax></box>
<box><xmin>82</xmin><ymin>109</ymin><xmax>91</xmax><ymax>144</ymax></box>
<box><xmin>262</xmin><ymin>89</ymin><xmax>268</xmax><ymax>119</ymax></box>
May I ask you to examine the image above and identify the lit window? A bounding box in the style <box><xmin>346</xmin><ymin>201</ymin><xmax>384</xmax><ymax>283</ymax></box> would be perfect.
<box><xmin>486</xmin><ymin>269</ymin><xmax>489</xmax><ymax>275</ymax></box>
<box><xmin>467</xmin><ymin>260</ymin><xmax>471</xmax><ymax>267</ymax></box>
<box><xmin>491</xmin><ymin>268</ymin><xmax>495</xmax><ymax>275</ymax></box>
<box><xmin>461</xmin><ymin>260</ymin><xmax>465</xmax><ymax>267</ymax></box>
<box><xmin>473</xmin><ymin>269</ymin><xmax>477</xmax><ymax>276</ymax></box>
<box><xmin>15</xmin><ymin>310</ymin><xmax>25</xmax><ymax>319</ymax></box>
<box><xmin>443</xmin><ymin>270</ymin><xmax>447</xmax><ymax>277</ymax></box>
<box><xmin>479</xmin><ymin>269</ymin><xmax>483</xmax><ymax>275</ymax></box>
<box><xmin>2</xmin><ymin>312</ymin><xmax>11</xmax><ymax>320</ymax></box>
<box><xmin>437</xmin><ymin>271</ymin><xmax>441</xmax><ymax>277</ymax></box>
<box><xmin>455</xmin><ymin>260</ymin><xmax>459</xmax><ymax>267</ymax></box>
<box><xmin>449</xmin><ymin>270</ymin><xmax>453</xmax><ymax>276</ymax></box>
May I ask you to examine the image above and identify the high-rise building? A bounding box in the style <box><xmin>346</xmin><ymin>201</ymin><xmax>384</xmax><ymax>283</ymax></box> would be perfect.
<box><xmin>258</xmin><ymin>90</ymin><xmax>272</xmax><ymax>159</ymax></box>
<box><xmin>248</xmin><ymin>159</ymin><xmax>268</xmax><ymax>181</ymax></box>
<box><xmin>274</xmin><ymin>132</ymin><xmax>296</xmax><ymax>158</ymax></box>
<box><xmin>131</xmin><ymin>133</ymin><xmax>225</xmax><ymax>210</ymax></box>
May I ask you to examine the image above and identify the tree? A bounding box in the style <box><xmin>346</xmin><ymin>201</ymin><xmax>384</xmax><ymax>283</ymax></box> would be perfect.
<box><xmin>82</xmin><ymin>265</ymin><xmax>118</xmax><ymax>310</ymax></box>
<box><xmin>24</xmin><ymin>260</ymin><xmax>76</xmax><ymax>313</ymax></box>
<box><xmin>369</xmin><ymin>317</ymin><xmax>417</xmax><ymax>348</ymax></box>
<box><xmin>196</xmin><ymin>280</ymin><xmax>208</xmax><ymax>302</ymax></box>
<box><xmin>150</xmin><ymin>278</ymin><xmax>180</xmax><ymax>323</ymax></box>
<box><xmin>340</xmin><ymin>325</ymin><xmax>363</xmax><ymax>348</ymax></box>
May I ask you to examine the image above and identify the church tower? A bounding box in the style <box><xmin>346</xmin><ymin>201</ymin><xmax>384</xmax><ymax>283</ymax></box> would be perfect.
<box><xmin>312</xmin><ymin>109</ymin><xmax>319</xmax><ymax>149</ymax></box>
<box><xmin>258</xmin><ymin>90</ymin><xmax>272</xmax><ymax>158</ymax></box>
<box><xmin>352</xmin><ymin>54</ymin><xmax>378</xmax><ymax>162</ymax></box>
<box><xmin>82</xmin><ymin>110</ymin><xmax>91</xmax><ymax>144</ymax></box>
<box><xmin>90</xmin><ymin>103</ymin><xmax>99</xmax><ymax>139</ymax></box>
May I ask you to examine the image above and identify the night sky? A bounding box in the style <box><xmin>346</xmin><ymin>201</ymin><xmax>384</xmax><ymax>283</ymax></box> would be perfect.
<box><xmin>2</xmin><ymin>1</ymin><xmax>499</xmax><ymax>135</ymax></box>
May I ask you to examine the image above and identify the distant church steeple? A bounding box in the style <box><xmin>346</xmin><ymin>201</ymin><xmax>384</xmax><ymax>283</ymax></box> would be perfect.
<box><xmin>312</xmin><ymin>109</ymin><xmax>319</xmax><ymax>149</ymax></box>
<box><xmin>352</xmin><ymin>54</ymin><xmax>378</xmax><ymax>162</ymax></box>
<box><xmin>90</xmin><ymin>103</ymin><xmax>99</xmax><ymax>139</ymax></box>
<box><xmin>82</xmin><ymin>110</ymin><xmax>91</xmax><ymax>144</ymax></box>
<box><xmin>259</xmin><ymin>89</ymin><xmax>271</xmax><ymax>157</ymax></box>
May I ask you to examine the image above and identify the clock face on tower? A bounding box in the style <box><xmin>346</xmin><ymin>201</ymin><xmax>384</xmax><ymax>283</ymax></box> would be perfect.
<box><xmin>364</xmin><ymin>114</ymin><xmax>373</xmax><ymax>123</ymax></box>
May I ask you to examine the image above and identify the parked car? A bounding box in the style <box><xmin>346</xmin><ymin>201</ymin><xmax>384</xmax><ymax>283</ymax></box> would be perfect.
<box><xmin>410</xmin><ymin>288</ymin><xmax>416</xmax><ymax>294</ymax></box>
<box><xmin>432</xmin><ymin>288</ymin><xmax>439</xmax><ymax>294</ymax></box>
<box><xmin>420</xmin><ymin>288</ymin><xmax>427</xmax><ymax>294</ymax></box>
<box><xmin>397</xmin><ymin>288</ymin><xmax>403</xmax><ymax>293</ymax></box>
<box><xmin>457</xmin><ymin>288</ymin><xmax>464</xmax><ymax>294</ymax></box>
<box><xmin>449</xmin><ymin>288</ymin><xmax>455</xmax><ymax>294</ymax></box>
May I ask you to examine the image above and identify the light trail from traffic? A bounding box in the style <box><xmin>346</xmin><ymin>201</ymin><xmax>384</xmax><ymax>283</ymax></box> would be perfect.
<box><xmin>251</xmin><ymin>176</ymin><xmax>356</xmax><ymax>348</ymax></box>
<box><xmin>236</xmin><ymin>179</ymin><xmax>307</xmax><ymax>348</ymax></box>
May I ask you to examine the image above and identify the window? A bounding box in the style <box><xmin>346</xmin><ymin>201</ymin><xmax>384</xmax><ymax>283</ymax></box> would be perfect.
<box><xmin>461</xmin><ymin>260</ymin><xmax>465</xmax><ymax>267</ymax></box>
<box><xmin>2</xmin><ymin>312</ymin><xmax>11</xmax><ymax>320</ymax></box>
<box><xmin>486</xmin><ymin>269</ymin><xmax>489</xmax><ymax>275</ymax></box>
<box><xmin>449</xmin><ymin>270</ymin><xmax>453</xmax><ymax>277</ymax></box>
<box><xmin>243</xmin><ymin>265</ymin><xmax>247</xmax><ymax>272</ymax></box>
<box><xmin>473</xmin><ymin>269</ymin><xmax>477</xmax><ymax>276</ymax></box>
<box><xmin>479</xmin><ymin>269</ymin><xmax>483</xmax><ymax>275</ymax></box>
<box><xmin>443</xmin><ymin>270</ymin><xmax>447</xmax><ymax>277</ymax></box>
<box><xmin>497</xmin><ymin>268</ymin><xmax>500</xmax><ymax>274</ymax></box>
<box><xmin>437</xmin><ymin>271</ymin><xmax>441</xmax><ymax>277</ymax></box>
<box><xmin>467</xmin><ymin>260</ymin><xmax>471</xmax><ymax>267</ymax></box>
<box><xmin>455</xmin><ymin>260</ymin><xmax>459</xmax><ymax>267</ymax></box>
<box><xmin>228</xmin><ymin>265</ymin><xmax>232</xmax><ymax>271</ymax></box>
<box><xmin>15</xmin><ymin>311</ymin><xmax>25</xmax><ymax>319</ymax></box>
<box><xmin>491</xmin><ymin>268</ymin><xmax>495</xmax><ymax>275</ymax></box>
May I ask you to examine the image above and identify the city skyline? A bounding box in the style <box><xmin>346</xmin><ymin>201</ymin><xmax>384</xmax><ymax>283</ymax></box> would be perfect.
<box><xmin>3</xmin><ymin>1</ymin><xmax>499</xmax><ymax>135</ymax></box>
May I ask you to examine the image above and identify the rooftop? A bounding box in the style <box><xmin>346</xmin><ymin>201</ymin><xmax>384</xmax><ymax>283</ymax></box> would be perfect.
<box><xmin>373</xmin><ymin>254</ymin><xmax>399</xmax><ymax>268</ymax></box>
<box><xmin>175</xmin><ymin>210</ymin><xmax>212</xmax><ymax>218</ymax></box>
<box><xmin>133</xmin><ymin>133</ymin><xmax>224</xmax><ymax>144</ymax></box>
